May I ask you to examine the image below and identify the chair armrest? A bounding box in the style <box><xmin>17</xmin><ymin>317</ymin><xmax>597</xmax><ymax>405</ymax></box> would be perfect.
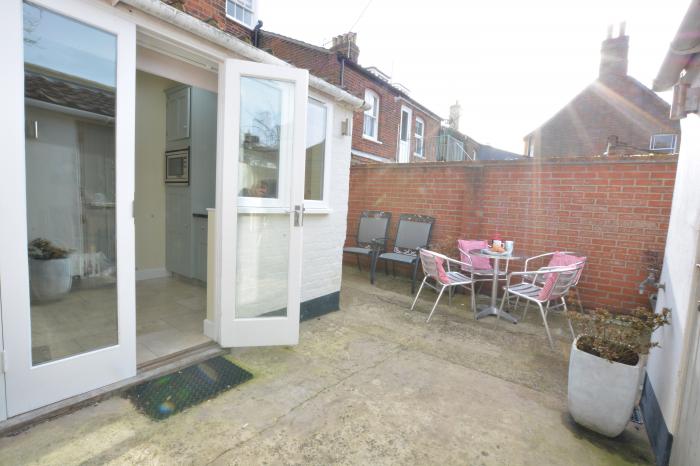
<box><xmin>456</xmin><ymin>248</ymin><xmax>475</xmax><ymax>269</ymax></box>
<box><xmin>523</xmin><ymin>252</ymin><xmax>554</xmax><ymax>272</ymax></box>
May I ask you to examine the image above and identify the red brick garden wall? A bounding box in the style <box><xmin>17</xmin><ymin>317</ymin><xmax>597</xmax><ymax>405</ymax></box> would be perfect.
<box><xmin>345</xmin><ymin>156</ymin><xmax>678</xmax><ymax>311</ymax></box>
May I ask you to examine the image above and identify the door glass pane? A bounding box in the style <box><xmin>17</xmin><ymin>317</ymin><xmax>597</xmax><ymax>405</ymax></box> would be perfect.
<box><xmin>235</xmin><ymin>214</ymin><xmax>289</xmax><ymax>318</ymax></box>
<box><xmin>305</xmin><ymin>99</ymin><xmax>326</xmax><ymax>201</ymax></box>
<box><xmin>23</xmin><ymin>2</ymin><xmax>118</xmax><ymax>365</ymax></box>
<box><xmin>236</xmin><ymin>76</ymin><xmax>294</xmax><ymax>319</ymax></box>
<box><xmin>238</xmin><ymin>77</ymin><xmax>293</xmax><ymax>201</ymax></box>
<box><xmin>400</xmin><ymin>111</ymin><xmax>409</xmax><ymax>140</ymax></box>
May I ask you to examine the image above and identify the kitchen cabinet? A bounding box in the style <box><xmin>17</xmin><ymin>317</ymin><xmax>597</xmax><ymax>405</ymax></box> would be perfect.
<box><xmin>164</xmin><ymin>85</ymin><xmax>216</xmax><ymax>282</ymax></box>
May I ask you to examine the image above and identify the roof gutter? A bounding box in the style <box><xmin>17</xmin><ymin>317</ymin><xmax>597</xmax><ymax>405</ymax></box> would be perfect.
<box><xmin>653</xmin><ymin>0</ymin><xmax>700</xmax><ymax>91</ymax></box>
<box><xmin>113</xmin><ymin>0</ymin><xmax>367</xmax><ymax>110</ymax></box>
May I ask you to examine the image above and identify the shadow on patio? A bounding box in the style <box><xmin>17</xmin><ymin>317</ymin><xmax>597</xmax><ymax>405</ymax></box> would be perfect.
<box><xmin>0</xmin><ymin>266</ymin><xmax>654</xmax><ymax>465</ymax></box>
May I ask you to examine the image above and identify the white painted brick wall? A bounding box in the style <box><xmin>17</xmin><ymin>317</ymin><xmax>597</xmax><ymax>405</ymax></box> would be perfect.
<box><xmin>300</xmin><ymin>103</ymin><xmax>353</xmax><ymax>303</ymax></box>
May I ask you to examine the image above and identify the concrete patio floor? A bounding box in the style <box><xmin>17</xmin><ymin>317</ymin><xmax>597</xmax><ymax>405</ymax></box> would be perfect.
<box><xmin>0</xmin><ymin>266</ymin><xmax>654</xmax><ymax>465</ymax></box>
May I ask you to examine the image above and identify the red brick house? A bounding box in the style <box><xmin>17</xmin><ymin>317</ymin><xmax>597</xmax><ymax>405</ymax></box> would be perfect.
<box><xmin>258</xmin><ymin>31</ymin><xmax>444</xmax><ymax>163</ymax></box>
<box><xmin>524</xmin><ymin>24</ymin><xmax>681</xmax><ymax>158</ymax></box>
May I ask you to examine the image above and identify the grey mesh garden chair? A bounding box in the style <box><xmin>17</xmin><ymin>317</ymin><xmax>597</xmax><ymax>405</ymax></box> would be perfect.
<box><xmin>411</xmin><ymin>249</ymin><xmax>475</xmax><ymax>322</ymax></box>
<box><xmin>498</xmin><ymin>262</ymin><xmax>584</xmax><ymax>349</ymax></box>
<box><xmin>372</xmin><ymin>214</ymin><xmax>435</xmax><ymax>293</ymax></box>
<box><xmin>343</xmin><ymin>211</ymin><xmax>392</xmax><ymax>284</ymax></box>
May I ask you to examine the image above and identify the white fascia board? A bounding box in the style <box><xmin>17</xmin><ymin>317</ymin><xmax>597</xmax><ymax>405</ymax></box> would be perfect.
<box><xmin>114</xmin><ymin>0</ymin><xmax>367</xmax><ymax>110</ymax></box>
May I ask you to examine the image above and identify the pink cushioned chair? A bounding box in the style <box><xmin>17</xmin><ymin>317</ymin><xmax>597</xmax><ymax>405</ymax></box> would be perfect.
<box><xmin>519</xmin><ymin>251</ymin><xmax>587</xmax><ymax>312</ymax></box>
<box><xmin>411</xmin><ymin>250</ymin><xmax>476</xmax><ymax>322</ymax></box>
<box><xmin>498</xmin><ymin>262</ymin><xmax>584</xmax><ymax>349</ymax></box>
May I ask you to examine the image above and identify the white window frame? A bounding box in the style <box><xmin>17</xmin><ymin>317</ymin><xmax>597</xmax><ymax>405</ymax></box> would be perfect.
<box><xmin>362</xmin><ymin>89</ymin><xmax>380</xmax><ymax>142</ymax></box>
<box><xmin>650</xmin><ymin>133</ymin><xmax>678</xmax><ymax>153</ymax></box>
<box><xmin>414</xmin><ymin>117</ymin><xmax>425</xmax><ymax>157</ymax></box>
<box><xmin>225</xmin><ymin>0</ymin><xmax>258</xmax><ymax>29</ymax></box>
<box><xmin>304</xmin><ymin>93</ymin><xmax>333</xmax><ymax>212</ymax></box>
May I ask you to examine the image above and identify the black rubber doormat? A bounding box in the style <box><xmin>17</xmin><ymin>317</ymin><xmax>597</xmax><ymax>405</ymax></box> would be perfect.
<box><xmin>125</xmin><ymin>356</ymin><xmax>253</xmax><ymax>420</ymax></box>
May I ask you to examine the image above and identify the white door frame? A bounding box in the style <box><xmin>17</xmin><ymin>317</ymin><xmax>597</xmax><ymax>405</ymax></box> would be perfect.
<box><xmin>669</xmin><ymin>262</ymin><xmax>700</xmax><ymax>465</ymax></box>
<box><xmin>398</xmin><ymin>105</ymin><xmax>412</xmax><ymax>163</ymax></box>
<box><xmin>215</xmin><ymin>59</ymin><xmax>308</xmax><ymax>347</ymax></box>
<box><xmin>0</xmin><ymin>0</ymin><xmax>136</xmax><ymax>417</ymax></box>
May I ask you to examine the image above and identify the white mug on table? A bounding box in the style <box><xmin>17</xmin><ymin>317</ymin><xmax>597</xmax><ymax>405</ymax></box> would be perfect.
<box><xmin>505</xmin><ymin>240</ymin><xmax>514</xmax><ymax>252</ymax></box>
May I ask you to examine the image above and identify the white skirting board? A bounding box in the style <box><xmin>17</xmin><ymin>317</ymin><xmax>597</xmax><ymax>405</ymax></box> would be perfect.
<box><xmin>203</xmin><ymin>319</ymin><xmax>217</xmax><ymax>340</ymax></box>
<box><xmin>135</xmin><ymin>268</ymin><xmax>170</xmax><ymax>281</ymax></box>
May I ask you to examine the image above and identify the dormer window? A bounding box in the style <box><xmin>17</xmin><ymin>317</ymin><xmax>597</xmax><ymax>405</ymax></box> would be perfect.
<box><xmin>650</xmin><ymin>134</ymin><xmax>678</xmax><ymax>153</ymax></box>
<box><xmin>226</xmin><ymin>0</ymin><xmax>256</xmax><ymax>28</ymax></box>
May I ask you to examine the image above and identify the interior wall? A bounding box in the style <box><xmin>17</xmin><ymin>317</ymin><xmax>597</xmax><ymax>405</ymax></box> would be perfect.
<box><xmin>135</xmin><ymin>71</ymin><xmax>176</xmax><ymax>272</ymax></box>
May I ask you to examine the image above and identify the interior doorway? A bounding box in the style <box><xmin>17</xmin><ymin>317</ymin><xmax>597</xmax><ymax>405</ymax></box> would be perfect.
<box><xmin>134</xmin><ymin>69</ymin><xmax>216</xmax><ymax>366</ymax></box>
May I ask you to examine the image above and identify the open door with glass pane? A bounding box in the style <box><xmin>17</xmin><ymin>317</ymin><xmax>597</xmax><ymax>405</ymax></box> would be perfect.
<box><xmin>216</xmin><ymin>60</ymin><xmax>308</xmax><ymax>347</ymax></box>
<box><xmin>0</xmin><ymin>0</ymin><xmax>136</xmax><ymax>417</ymax></box>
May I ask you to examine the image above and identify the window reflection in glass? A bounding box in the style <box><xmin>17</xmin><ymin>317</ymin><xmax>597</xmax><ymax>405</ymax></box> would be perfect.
<box><xmin>23</xmin><ymin>2</ymin><xmax>118</xmax><ymax>365</ymax></box>
<box><xmin>238</xmin><ymin>77</ymin><xmax>293</xmax><ymax>200</ymax></box>
<box><xmin>305</xmin><ymin>99</ymin><xmax>326</xmax><ymax>201</ymax></box>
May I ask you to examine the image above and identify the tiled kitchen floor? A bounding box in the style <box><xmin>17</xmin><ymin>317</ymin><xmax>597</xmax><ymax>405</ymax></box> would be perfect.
<box><xmin>31</xmin><ymin>276</ymin><xmax>211</xmax><ymax>366</ymax></box>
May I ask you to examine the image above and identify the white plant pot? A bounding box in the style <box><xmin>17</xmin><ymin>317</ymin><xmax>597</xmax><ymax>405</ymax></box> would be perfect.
<box><xmin>567</xmin><ymin>336</ymin><xmax>643</xmax><ymax>437</ymax></box>
<box><xmin>29</xmin><ymin>258</ymin><xmax>72</xmax><ymax>302</ymax></box>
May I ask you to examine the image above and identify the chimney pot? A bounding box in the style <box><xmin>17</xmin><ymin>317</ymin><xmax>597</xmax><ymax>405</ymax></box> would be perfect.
<box><xmin>599</xmin><ymin>25</ymin><xmax>629</xmax><ymax>78</ymax></box>
<box><xmin>329</xmin><ymin>32</ymin><xmax>360</xmax><ymax>63</ymax></box>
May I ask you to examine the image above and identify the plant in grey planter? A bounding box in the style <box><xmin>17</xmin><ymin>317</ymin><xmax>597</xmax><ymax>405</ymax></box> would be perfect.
<box><xmin>567</xmin><ymin>307</ymin><xmax>670</xmax><ymax>437</ymax></box>
<box><xmin>28</xmin><ymin>238</ymin><xmax>73</xmax><ymax>302</ymax></box>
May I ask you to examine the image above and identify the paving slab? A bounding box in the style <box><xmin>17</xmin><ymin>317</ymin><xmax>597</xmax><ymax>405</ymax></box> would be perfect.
<box><xmin>0</xmin><ymin>266</ymin><xmax>654</xmax><ymax>465</ymax></box>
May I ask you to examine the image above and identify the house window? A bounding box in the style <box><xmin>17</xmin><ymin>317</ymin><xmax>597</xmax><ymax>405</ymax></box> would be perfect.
<box><xmin>226</xmin><ymin>0</ymin><xmax>256</xmax><ymax>28</ymax></box>
<box><xmin>363</xmin><ymin>89</ymin><xmax>379</xmax><ymax>140</ymax></box>
<box><xmin>414</xmin><ymin>117</ymin><xmax>425</xmax><ymax>157</ymax></box>
<box><xmin>305</xmin><ymin>98</ymin><xmax>329</xmax><ymax>204</ymax></box>
<box><xmin>650</xmin><ymin>134</ymin><xmax>678</xmax><ymax>153</ymax></box>
<box><xmin>527</xmin><ymin>138</ymin><xmax>535</xmax><ymax>157</ymax></box>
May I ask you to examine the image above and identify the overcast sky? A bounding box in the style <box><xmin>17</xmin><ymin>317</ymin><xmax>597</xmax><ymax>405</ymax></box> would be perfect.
<box><xmin>259</xmin><ymin>0</ymin><xmax>690</xmax><ymax>153</ymax></box>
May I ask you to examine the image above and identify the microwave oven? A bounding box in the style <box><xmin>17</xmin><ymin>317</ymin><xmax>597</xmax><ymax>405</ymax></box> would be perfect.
<box><xmin>165</xmin><ymin>148</ymin><xmax>189</xmax><ymax>184</ymax></box>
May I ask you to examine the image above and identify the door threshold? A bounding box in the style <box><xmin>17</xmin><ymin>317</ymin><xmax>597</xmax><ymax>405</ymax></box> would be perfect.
<box><xmin>0</xmin><ymin>342</ymin><xmax>226</xmax><ymax>437</ymax></box>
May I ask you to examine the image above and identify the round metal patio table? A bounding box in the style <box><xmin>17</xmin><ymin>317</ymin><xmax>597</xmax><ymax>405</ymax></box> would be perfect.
<box><xmin>468</xmin><ymin>248</ymin><xmax>523</xmax><ymax>324</ymax></box>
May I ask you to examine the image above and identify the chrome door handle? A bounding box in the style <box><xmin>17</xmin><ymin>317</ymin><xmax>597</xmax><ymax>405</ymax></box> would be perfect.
<box><xmin>293</xmin><ymin>204</ymin><xmax>304</xmax><ymax>227</ymax></box>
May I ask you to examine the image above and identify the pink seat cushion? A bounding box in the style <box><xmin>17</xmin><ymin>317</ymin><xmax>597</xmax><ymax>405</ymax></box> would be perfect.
<box><xmin>538</xmin><ymin>252</ymin><xmax>587</xmax><ymax>300</ymax></box>
<box><xmin>457</xmin><ymin>240</ymin><xmax>491</xmax><ymax>270</ymax></box>
<box><xmin>420</xmin><ymin>250</ymin><xmax>450</xmax><ymax>284</ymax></box>
<box><xmin>547</xmin><ymin>252</ymin><xmax>586</xmax><ymax>268</ymax></box>
<box><xmin>433</xmin><ymin>255</ymin><xmax>451</xmax><ymax>284</ymax></box>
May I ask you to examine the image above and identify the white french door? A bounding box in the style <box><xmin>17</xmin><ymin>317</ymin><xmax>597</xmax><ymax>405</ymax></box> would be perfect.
<box><xmin>216</xmin><ymin>59</ymin><xmax>308</xmax><ymax>347</ymax></box>
<box><xmin>398</xmin><ymin>106</ymin><xmax>412</xmax><ymax>163</ymax></box>
<box><xmin>0</xmin><ymin>0</ymin><xmax>136</xmax><ymax>417</ymax></box>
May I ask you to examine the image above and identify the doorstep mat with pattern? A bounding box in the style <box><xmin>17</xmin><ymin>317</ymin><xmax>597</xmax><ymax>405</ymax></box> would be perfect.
<box><xmin>125</xmin><ymin>356</ymin><xmax>253</xmax><ymax>420</ymax></box>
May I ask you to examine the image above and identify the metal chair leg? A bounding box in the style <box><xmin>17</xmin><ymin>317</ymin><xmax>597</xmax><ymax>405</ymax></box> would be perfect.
<box><xmin>369</xmin><ymin>252</ymin><xmax>377</xmax><ymax>285</ymax></box>
<box><xmin>426</xmin><ymin>285</ymin><xmax>447</xmax><ymax>322</ymax></box>
<box><xmin>411</xmin><ymin>259</ymin><xmax>420</xmax><ymax>295</ymax></box>
<box><xmin>471</xmin><ymin>282</ymin><xmax>477</xmax><ymax>319</ymax></box>
<box><xmin>573</xmin><ymin>287</ymin><xmax>584</xmax><ymax>313</ymax></box>
<box><xmin>562</xmin><ymin>297</ymin><xmax>576</xmax><ymax>339</ymax></box>
<box><xmin>411</xmin><ymin>276</ymin><xmax>428</xmax><ymax>311</ymax></box>
<box><xmin>538</xmin><ymin>302</ymin><xmax>554</xmax><ymax>349</ymax></box>
<box><xmin>522</xmin><ymin>301</ymin><xmax>531</xmax><ymax>320</ymax></box>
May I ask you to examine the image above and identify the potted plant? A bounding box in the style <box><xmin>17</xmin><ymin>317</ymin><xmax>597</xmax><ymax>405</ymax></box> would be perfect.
<box><xmin>28</xmin><ymin>238</ymin><xmax>73</xmax><ymax>302</ymax></box>
<box><xmin>567</xmin><ymin>306</ymin><xmax>670</xmax><ymax>437</ymax></box>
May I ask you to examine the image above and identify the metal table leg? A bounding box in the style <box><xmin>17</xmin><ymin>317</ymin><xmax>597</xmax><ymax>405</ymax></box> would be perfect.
<box><xmin>475</xmin><ymin>256</ymin><xmax>518</xmax><ymax>323</ymax></box>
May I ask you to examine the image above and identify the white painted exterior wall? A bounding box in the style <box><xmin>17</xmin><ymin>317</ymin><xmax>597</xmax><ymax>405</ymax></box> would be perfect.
<box><xmin>301</xmin><ymin>102</ymin><xmax>353</xmax><ymax>303</ymax></box>
<box><xmin>646</xmin><ymin>113</ymin><xmax>700</xmax><ymax>433</ymax></box>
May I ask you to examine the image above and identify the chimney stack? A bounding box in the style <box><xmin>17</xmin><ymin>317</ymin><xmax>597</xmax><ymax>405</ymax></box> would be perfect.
<box><xmin>330</xmin><ymin>32</ymin><xmax>360</xmax><ymax>63</ymax></box>
<box><xmin>449</xmin><ymin>101</ymin><xmax>461</xmax><ymax>130</ymax></box>
<box><xmin>599</xmin><ymin>22</ymin><xmax>629</xmax><ymax>78</ymax></box>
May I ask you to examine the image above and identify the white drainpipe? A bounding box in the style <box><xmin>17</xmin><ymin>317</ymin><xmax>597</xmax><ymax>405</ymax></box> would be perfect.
<box><xmin>113</xmin><ymin>0</ymin><xmax>368</xmax><ymax>111</ymax></box>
